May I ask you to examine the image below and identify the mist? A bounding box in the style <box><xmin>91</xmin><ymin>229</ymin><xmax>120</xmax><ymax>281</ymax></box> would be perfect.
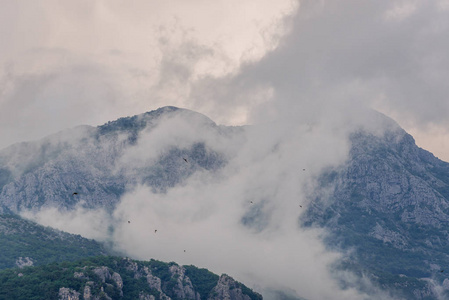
<box><xmin>5</xmin><ymin>0</ymin><xmax>449</xmax><ymax>298</ymax></box>
<box><xmin>20</xmin><ymin>105</ymin><xmax>401</xmax><ymax>299</ymax></box>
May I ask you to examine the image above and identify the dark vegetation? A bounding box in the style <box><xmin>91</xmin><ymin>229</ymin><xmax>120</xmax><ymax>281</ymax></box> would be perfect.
<box><xmin>0</xmin><ymin>214</ymin><xmax>108</xmax><ymax>270</ymax></box>
<box><xmin>184</xmin><ymin>265</ymin><xmax>219</xmax><ymax>300</ymax></box>
<box><xmin>0</xmin><ymin>256</ymin><xmax>261</xmax><ymax>300</ymax></box>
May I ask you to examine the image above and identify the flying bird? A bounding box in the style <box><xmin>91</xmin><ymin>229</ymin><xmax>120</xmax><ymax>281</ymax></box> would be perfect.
<box><xmin>299</xmin><ymin>205</ymin><xmax>303</xmax><ymax>208</ymax></box>
<box><xmin>128</xmin><ymin>221</ymin><xmax>130</xmax><ymax>224</ymax></box>
<box><xmin>72</xmin><ymin>192</ymin><xmax>78</xmax><ymax>195</ymax></box>
<box><xmin>441</xmin><ymin>270</ymin><xmax>445</xmax><ymax>273</ymax></box>
<box><xmin>154</xmin><ymin>229</ymin><xmax>157</xmax><ymax>233</ymax></box>
<box><xmin>183</xmin><ymin>158</ymin><xmax>188</xmax><ymax>163</ymax></box>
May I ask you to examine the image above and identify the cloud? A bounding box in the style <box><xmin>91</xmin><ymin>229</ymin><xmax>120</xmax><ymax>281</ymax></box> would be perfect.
<box><xmin>6</xmin><ymin>0</ymin><xmax>449</xmax><ymax>297</ymax></box>
<box><xmin>21</xmin><ymin>203</ymin><xmax>113</xmax><ymax>241</ymax></box>
<box><xmin>20</xmin><ymin>107</ymin><xmax>398</xmax><ymax>299</ymax></box>
<box><xmin>0</xmin><ymin>0</ymin><xmax>297</xmax><ymax>150</ymax></box>
<box><xmin>3</xmin><ymin>0</ymin><xmax>448</xmax><ymax>160</ymax></box>
<box><xmin>188</xmin><ymin>0</ymin><xmax>449</xmax><ymax>160</ymax></box>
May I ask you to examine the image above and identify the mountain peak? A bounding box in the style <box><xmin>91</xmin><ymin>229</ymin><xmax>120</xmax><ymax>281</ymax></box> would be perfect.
<box><xmin>97</xmin><ymin>106</ymin><xmax>216</xmax><ymax>136</ymax></box>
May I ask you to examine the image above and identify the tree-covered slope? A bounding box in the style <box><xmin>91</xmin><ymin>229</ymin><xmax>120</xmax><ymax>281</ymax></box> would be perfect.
<box><xmin>0</xmin><ymin>256</ymin><xmax>262</xmax><ymax>300</ymax></box>
<box><xmin>0</xmin><ymin>214</ymin><xmax>108</xmax><ymax>270</ymax></box>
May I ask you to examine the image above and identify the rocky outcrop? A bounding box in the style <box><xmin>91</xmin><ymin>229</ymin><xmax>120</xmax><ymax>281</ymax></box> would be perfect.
<box><xmin>145</xmin><ymin>269</ymin><xmax>168</xmax><ymax>299</ymax></box>
<box><xmin>58</xmin><ymin>287</ymin><xmax>80</xmax><ymax>300</ymax></box>
<box><xmin>169</xmin><ymin>264</ymin><xmax>200</xmax><ymax>300</ymax></box>
<box><xmin>139</xmin><ymin>292</ymin><xmax>156</xmax><ymax>300</ymax></box>
<box><xmin>72</xmin><ymin>258</ymin><xmax>260</xmax><ymax>300</ymax></box>
<box><xmin>208</xmin><ymin>275</ymin><xmax>251</xmax><ymax>300</ymax></box>
<box><xmin>92</xmin><ymin>266</ymin><xmax>123</xmax><ymax>297</ymax></box>
<box><xmin>83</xmin><ymin>283</ymin><xmax>93</xmax><ymax>300</ymax></box>
<box><xmin>15</xmin><ymin>256</ymin><xmax>33</xmax><ymax>268</ymax></box>
<box><xmin>369</xmin><ymin>223</ymin><xmax>408</xmax><ymax>249</ymax></box>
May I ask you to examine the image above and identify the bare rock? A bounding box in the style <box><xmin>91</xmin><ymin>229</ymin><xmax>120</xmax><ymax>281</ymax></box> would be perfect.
<box><xmin>208</xmin><ymin>275</ymin><xmax>251</xmax><ymax>300</ymax></box>
<box><xmin>15</xmin><ymin>256</ymin><xmax>33</xmax><ymax>268</ymax></box>
<box><xmin>58</xmin><ymin>287</ymin><xmax>80</xmax><ymax>300</ymax></box>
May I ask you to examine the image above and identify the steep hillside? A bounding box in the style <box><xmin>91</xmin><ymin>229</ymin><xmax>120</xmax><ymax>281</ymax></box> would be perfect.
<box><xmin>0</xmin><ymin>214</ymin><xmax>108</xmax><ymax>270</ymax></box>
<box><xmin>0</xmin><ymin>256</ymin><xmax>262</xmax><ymax>300</ymax></box>
<box><xmin>0</xmin><ymin>106</ymin><xmax>230</xmax><ymax>214</ymax></box>
<box><xmin>303</xmin><ymin>126</ymin><xmax>449</xmax><ymax>299</ymax></box>
<box><xmin>3</xmin><ymin>106</ymin><xmax>449</xmax><ymax>298</ymax></box>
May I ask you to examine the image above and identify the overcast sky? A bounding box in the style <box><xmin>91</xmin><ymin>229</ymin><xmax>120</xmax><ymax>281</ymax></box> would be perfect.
<box><xmin>1</xmin><ymin>0</ymin><xmax>449</xmax><ymax>161</ymax></box>
<box><xmin>7</xmin><ymin>2</ymin><xmax>449</xmax><ymax>298</ymax></box>
<box><xmin>23</xmin><ymin>108</ymin><xmax>394</xmax><ymax>299</ymax></box>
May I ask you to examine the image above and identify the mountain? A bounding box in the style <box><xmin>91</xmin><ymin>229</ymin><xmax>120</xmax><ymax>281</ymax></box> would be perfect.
<box><xmin>0</xmin><ymin>256</ymin><xmax>262</xmax><ymax>300</ymax></box>
<box><xmin>0</xmin><ymin>214</ymin><xmax>108</xmax><ymax>270</ymax></box>
<box><xmin>303</xmin><ymin>123</ymin><xmax>449</xmax><ymax>299</ymax></box>
<box><xmin>0</xmin><ymin>106</ymin><xmax>230</xmax><ymax>214</ymax></box>
<box><xmin>2</xmin><ymin>106</ymin><xmax>449</xmax><ymax>298</ymax></box>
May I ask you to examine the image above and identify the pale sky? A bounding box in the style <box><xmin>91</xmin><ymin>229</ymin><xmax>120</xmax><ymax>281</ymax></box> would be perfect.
<box><xmin>1</xmin><ymin>0</ymin><xmax>449</xmax><ymax>162</ymax></box>
<box><xmin>7</xmin><ymin>2</ymin><xmax>449</xmax><ymax>298</ymax></box>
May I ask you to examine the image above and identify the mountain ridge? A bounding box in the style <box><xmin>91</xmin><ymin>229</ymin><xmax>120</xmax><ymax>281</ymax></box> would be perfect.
<box><xmin>2</xmin><ymin>106</ymin><xmax>449</xmax><ymax>298</ymax></box>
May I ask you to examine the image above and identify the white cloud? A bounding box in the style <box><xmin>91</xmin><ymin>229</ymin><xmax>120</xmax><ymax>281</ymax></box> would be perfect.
<box><xmin>0</xmin><ymin>0</ymin><xmax>298</xmax><ymax>150</ymax></box>
<box><xmin>21</xmin><ymin>203</ymin><xmax>112</xmax><ymax>241</ymax></box>
<box><xmin>20</xmin><ymin>107</ymin><xmax>398</xmax><ymax>299</ymax></box>
<box><xmin>188</xmin><ymin>0</ymin><xmax>449</xmax><ymax>161</ymax></box>
<box><xmin>384</xmin><ymin>1</ymin><xmax>420</xmax><ymax>22</ymax></box>
<box><xmin>5</xmin><ymin>0</ymin><xmax>449</xmax><ymax>296</ymax></box>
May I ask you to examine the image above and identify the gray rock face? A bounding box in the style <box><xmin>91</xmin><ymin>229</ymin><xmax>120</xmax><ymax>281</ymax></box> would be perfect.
<box><xmin>0</xmin><ymin>107</ymin><xmax>229</xmax><ymax>214</ymax></box>
<box><xmin>169</xmin><ymin>265</ymin><xmax>200</xmax><ymax>300</ymax></box>
<box><xmin>92</xmin><ymin>266</ymin><xmax>123</xmax><ymax>297</ymax></box>
<box><xmin>15</xmin><ymin>256</ymin><xmax>33</xmax><ymax>268</ymax></box>
<box><xmin>369</xmin><ymin>223</ymin><xmax>408</xmax><ymax>249</ymax></box>
<box><xmin>139</xmin><ymin>292</ymin><xmax>156</xmax><ymax>300</ymax></box>
<box><xmin>145</xmin><ymin>270</ymin><xmax>168</xmax><ymax>299</ymax></box>
<box><xmin>83</xmin><ymin>284</ymin><xmax>92</xmax><ymax>300</ymax></box>
<box><xmin>58</xmin><ymin>287</ymin><xmax>80</xmax><ymax>300</ymax></box>
<box><xmin>303</xmin><ymin>123</ymin><xmax>449</xmax><ymax>298</ymax></box>
<box><xmin>208</xmin><ymin>275</ymin><xmax>251</xmax><ymax>300</ymax></box>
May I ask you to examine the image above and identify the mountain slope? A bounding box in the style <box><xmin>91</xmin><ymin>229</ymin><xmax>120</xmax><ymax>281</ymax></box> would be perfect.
<box><xmin>2</xmin><ymin>107</ymin><xmax>449</xmax><ymax>298</ymax></box>
<box><xmin>0</xmin><ymin>256</ymin><xmax>262</xmax><ymax>300</ymax></box>
<box><xmin>0</xmin><ymin>106</ymin><xmax>230</xmax><ymax>214</ymax></box>
<box><xmin>303</xmin><ymin>125</ymin><xmax>449</xmax><ymax>298</ymax></box>
<box><xmin>0</xmin><ymin>214</ymin><xmax>108</xmax><ymax>270</ymax></box>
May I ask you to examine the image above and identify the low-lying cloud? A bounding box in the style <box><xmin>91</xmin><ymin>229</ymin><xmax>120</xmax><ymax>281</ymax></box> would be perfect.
<box><xmin>21</xmin><ymin>106</ymin><xmax>398</xmax><ymax>299</ymax></box>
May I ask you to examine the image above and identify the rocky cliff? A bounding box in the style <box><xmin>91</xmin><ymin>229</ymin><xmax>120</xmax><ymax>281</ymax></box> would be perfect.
<box><xmin>303</xmin><ymin>125</ymin><xmax>449</xmax><ymax>298</ymax></box>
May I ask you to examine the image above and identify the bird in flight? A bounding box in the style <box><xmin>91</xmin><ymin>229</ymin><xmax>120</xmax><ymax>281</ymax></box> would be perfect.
<box><xmin>154</xmin><ymin>229</ymin><xmax>157</xmax><ymax>233</ymax></box>
<box><xmin>299</xmin><ymin>205</ymin><xmax>303</xmax><ymax>208</ymax></box>
<box><xmin>128</xmin><ymin>221</ymin><xmax>130</xmax><ymax>224</ymax></box>
<box><xmin>72</xmin><ymin>192</ymin><xmax>78</xmax><ymax>195</ymax></box>
<box><xmin>183</xmin><ymin>158</ymin><xmax>188</xmax><ymax>163</ymax></box>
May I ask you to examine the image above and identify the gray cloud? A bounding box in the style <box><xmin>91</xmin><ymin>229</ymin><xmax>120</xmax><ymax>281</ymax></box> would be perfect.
<box><xmin>5</xmin><ymin>0</ymin><xmax>449</xmax><ymax>298</ymax></box>
<box><xmin>21</xmin><ymin>107</ymin><xmax>398</xmax><ymax>299</ymax></box>
<box><xmin>0</xmin><ymin>0</ymin><xmax>296</xmax><ymax>150</ymax></box>
<box><xmin>190</xmin><ymin>0</ymin><xmax>449</xmax><ymax>160</ymax></box>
